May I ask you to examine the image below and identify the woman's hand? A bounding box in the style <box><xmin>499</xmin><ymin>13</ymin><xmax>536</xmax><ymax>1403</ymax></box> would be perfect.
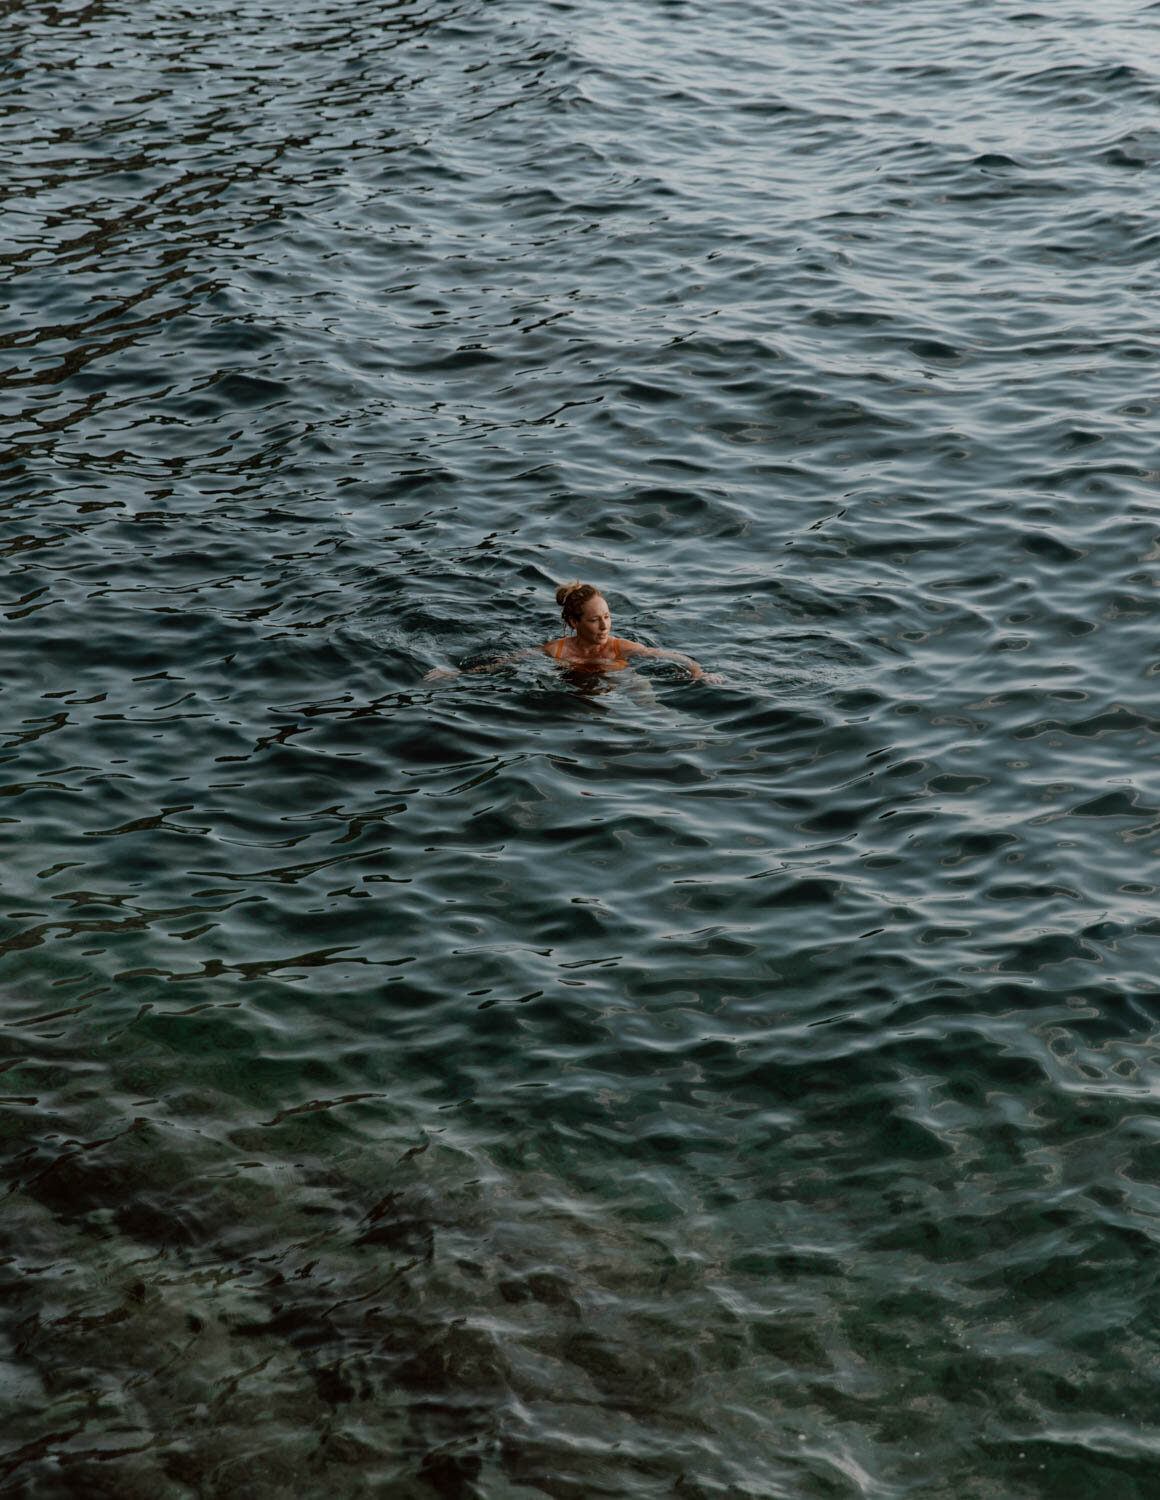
<box><xmin>424</xmin><ymin>666</ymin><xmax>460</xmax><ymax>681</ymax></box>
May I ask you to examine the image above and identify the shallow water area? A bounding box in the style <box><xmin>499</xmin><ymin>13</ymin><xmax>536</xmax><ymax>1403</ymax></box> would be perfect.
<box><xmin>3</xmin><ymin>0</ymin><xmax>1160</xmax><ymax>1496</ymax></box>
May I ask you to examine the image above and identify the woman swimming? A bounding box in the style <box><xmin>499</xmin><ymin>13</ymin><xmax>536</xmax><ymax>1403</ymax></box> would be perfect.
<box><xmin>425</xmin><ymin>580</ymin><xmax>719</xmax><ymax>681</ymax></box>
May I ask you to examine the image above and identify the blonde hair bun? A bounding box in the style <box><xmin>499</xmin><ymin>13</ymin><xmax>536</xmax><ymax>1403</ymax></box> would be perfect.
<box><xmin>555</xmin><ymin>579</ymin><xmax>601</xmax><ymax>627</ymax></box>
<box><xmin>555</xmin><ymin>579</ymin><xmax>583</xmax><ymax>608</ymax></box>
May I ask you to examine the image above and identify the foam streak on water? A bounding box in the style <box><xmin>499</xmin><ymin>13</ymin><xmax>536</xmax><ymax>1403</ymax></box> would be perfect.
<box><xmin>2</xmin><ymin>1</ymin><xmax>1159</xmax><ymax>1496</ymax></box>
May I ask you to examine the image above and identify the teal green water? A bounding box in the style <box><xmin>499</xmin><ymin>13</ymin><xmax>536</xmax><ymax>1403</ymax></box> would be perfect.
<box><xmin>3</xmin><ymin>1</ymin><xmax>1160</xmax><ymax>1495</ymax></box>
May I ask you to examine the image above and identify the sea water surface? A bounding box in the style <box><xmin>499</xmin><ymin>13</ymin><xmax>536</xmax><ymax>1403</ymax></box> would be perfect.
<box><xmin>3</xmin><ymin>0</ymin><xmax>1160</xmax><ymax>1495</ymax></box>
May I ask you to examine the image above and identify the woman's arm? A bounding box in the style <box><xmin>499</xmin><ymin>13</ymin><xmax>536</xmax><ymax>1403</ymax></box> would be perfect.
<box><xmin>618</xmin><ymin>640</ymin><xmax>720</xmax><ymax>682</ymax></box>
<box><xmin>425</xmin><ymin>648</ymin><xmax>542</xmax><ymax>681</ymax></box>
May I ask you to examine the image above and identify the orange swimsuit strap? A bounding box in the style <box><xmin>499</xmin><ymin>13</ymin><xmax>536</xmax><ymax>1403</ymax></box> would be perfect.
<box><xmin>552</xmin><ymin>636</ymin><xmax>628</xmax><ymax>665</ymax></box>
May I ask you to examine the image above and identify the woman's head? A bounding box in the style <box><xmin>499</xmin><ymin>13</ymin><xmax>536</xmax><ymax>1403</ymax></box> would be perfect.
<box><xmin>556</xmin><ymin>580</ymin><xmax>604</xmax><ymax>629</ymax></box>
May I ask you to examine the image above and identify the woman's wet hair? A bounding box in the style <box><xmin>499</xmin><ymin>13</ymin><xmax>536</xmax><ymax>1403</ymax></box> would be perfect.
<box><xmin>556</xmin><ymin>580</ymin><xmax>602</xmax><ymax>628</ymax></box>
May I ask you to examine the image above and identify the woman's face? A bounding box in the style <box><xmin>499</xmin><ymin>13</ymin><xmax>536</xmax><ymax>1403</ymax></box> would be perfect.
<box><xmin>574</xmin><ymin>594</ymin><xmax>611</xmax><ymax>647</ymax></box>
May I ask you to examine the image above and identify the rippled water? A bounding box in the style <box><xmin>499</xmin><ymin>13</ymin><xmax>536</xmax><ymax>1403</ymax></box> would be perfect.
<box><xmin>3</xmin><ymin>0</ymin><xmax>1160</xmax><ymax>1494</ymax></box>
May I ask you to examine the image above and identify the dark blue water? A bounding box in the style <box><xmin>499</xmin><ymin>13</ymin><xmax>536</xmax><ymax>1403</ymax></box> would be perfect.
<box><xmin>3</xmin><ymin>1</ymin><xmax>1160</xmax><ymax>1495</ymax></box>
